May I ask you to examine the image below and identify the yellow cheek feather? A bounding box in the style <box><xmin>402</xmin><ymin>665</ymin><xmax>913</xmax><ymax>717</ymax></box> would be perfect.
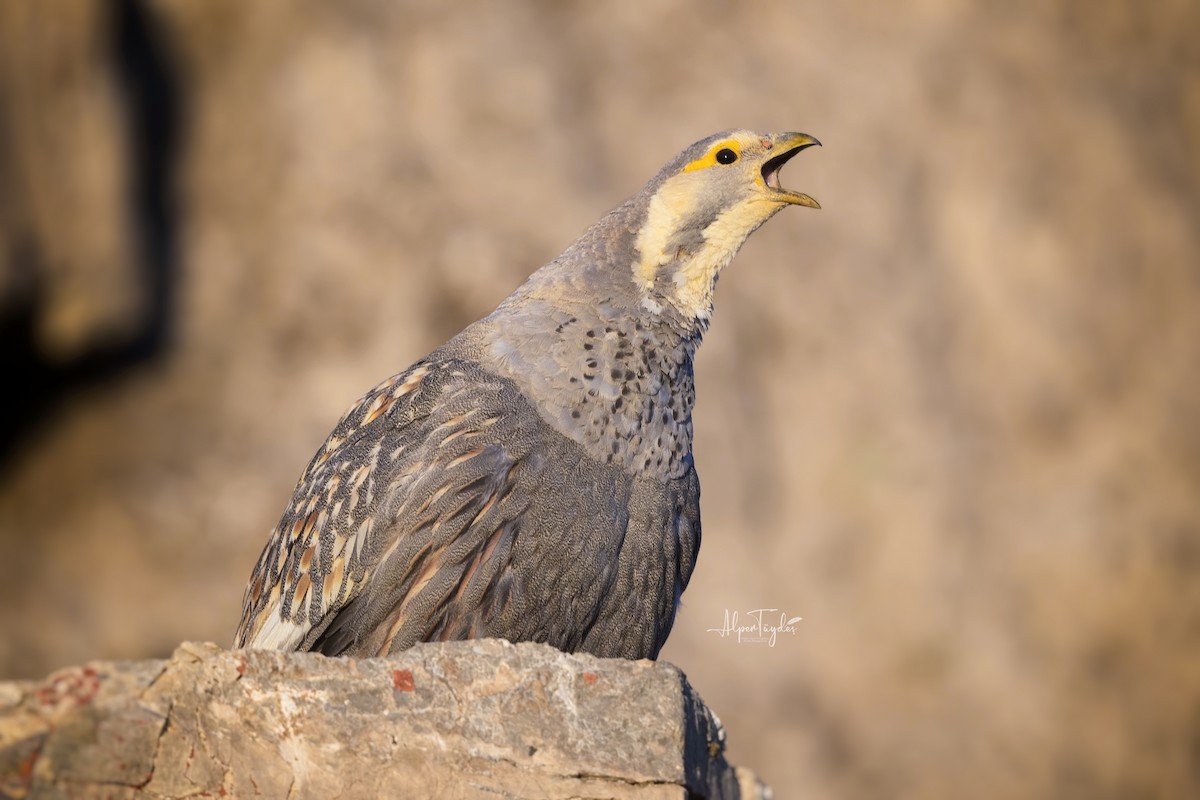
<box><xmin>670</xmin><ymin>199</ymin><xmax>784</xmax><ymax>320</ymax></box>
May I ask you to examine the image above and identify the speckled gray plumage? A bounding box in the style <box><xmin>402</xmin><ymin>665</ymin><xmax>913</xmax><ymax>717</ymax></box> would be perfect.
<box><xmin>236</xmin><ymin>130</ymin><xmax>819</xmax><ymax>660</ymax></box>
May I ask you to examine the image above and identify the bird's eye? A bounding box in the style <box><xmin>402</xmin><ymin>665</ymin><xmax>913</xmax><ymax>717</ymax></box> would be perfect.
<box><xmin>715</xmin><ymin>148</ymin><xmax>738</xmax><ymax>165</ymax></box>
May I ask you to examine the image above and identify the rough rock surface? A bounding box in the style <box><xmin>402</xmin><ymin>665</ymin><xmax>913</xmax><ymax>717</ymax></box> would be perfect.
<box><xmin>0</xmin><ymin>639</ymin><xmax>766</xmax><ymax>799</ymax></box>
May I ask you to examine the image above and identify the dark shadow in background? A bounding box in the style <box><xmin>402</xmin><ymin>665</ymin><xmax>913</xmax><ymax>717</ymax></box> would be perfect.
<box><xmin>0</xmin><ymin>0</ymin><xmax>183</xmax><ymax>468</ymax></box>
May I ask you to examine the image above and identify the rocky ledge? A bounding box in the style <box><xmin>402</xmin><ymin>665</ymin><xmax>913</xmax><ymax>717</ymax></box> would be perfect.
<box><xmin>0</xmin><ymin>639</ymin><xmax>767</xmax><ymax>799</ymax></box>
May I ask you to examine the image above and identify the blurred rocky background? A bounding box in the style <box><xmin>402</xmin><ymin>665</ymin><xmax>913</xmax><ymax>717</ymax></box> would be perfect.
<box><xmin>1</xmin><ymin>0</ymin><xmax>1197</xmax><ymax>797</ymax></box>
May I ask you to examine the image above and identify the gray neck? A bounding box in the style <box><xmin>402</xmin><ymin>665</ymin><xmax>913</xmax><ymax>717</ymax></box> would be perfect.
<box><xmin>456</xmin><ymin>201</ymin><xmax>705</xmax><ymax>479</ymax></box>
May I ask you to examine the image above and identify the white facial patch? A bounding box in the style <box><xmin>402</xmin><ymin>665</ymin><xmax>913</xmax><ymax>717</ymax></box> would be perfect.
<box><xmin>631</xmin><ymin>175</ymin><xmax>699</xmax><ymax>295</ymax></box>
<box><xmin>669</xmin><ymin>198</ymin><xmax>784</xmax><ymax>320</ymax></box>
<box><xmin>634</xmin><ymin>178</ymin><xmax>785</xmax><ymax>320</ymax></box>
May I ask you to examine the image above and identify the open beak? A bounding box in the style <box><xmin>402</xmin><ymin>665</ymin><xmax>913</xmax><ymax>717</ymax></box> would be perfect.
<box><xmin>761</xmin><ymin>132</ymin><xmax>821</xmax><ymax>209</ymax></box>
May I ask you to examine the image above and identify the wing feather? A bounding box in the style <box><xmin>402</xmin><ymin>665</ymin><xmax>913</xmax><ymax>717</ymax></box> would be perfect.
<box><xmin>235</xmin><ymin>358</ymin><xmax>538</xmax><ymax>653</ymax></box>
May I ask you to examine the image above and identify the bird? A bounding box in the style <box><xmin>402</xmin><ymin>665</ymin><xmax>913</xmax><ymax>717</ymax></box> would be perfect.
<box><xmin>235</xmin><ymin>129</ymin><xmax>820</xmax><ymax>660</ymax></box>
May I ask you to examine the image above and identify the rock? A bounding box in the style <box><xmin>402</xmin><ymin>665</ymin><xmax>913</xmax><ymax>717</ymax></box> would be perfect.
<box><xmin>0</xmin><ymin>640</ymin><xmax>768</xmax><ymax>799</ymax></box>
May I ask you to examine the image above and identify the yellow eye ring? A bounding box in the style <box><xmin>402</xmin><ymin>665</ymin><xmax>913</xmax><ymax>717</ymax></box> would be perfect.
<box><xmin>683</xmin><ymin>142</ymin><xmax>742</xmax><ymax>172</ymax></box>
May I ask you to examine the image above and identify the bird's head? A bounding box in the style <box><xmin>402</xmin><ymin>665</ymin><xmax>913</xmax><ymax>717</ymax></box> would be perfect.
<box><xmin>631</xmin><ymin>130</ymin><xmax>820</xmax><ymax>324</ymax></box>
